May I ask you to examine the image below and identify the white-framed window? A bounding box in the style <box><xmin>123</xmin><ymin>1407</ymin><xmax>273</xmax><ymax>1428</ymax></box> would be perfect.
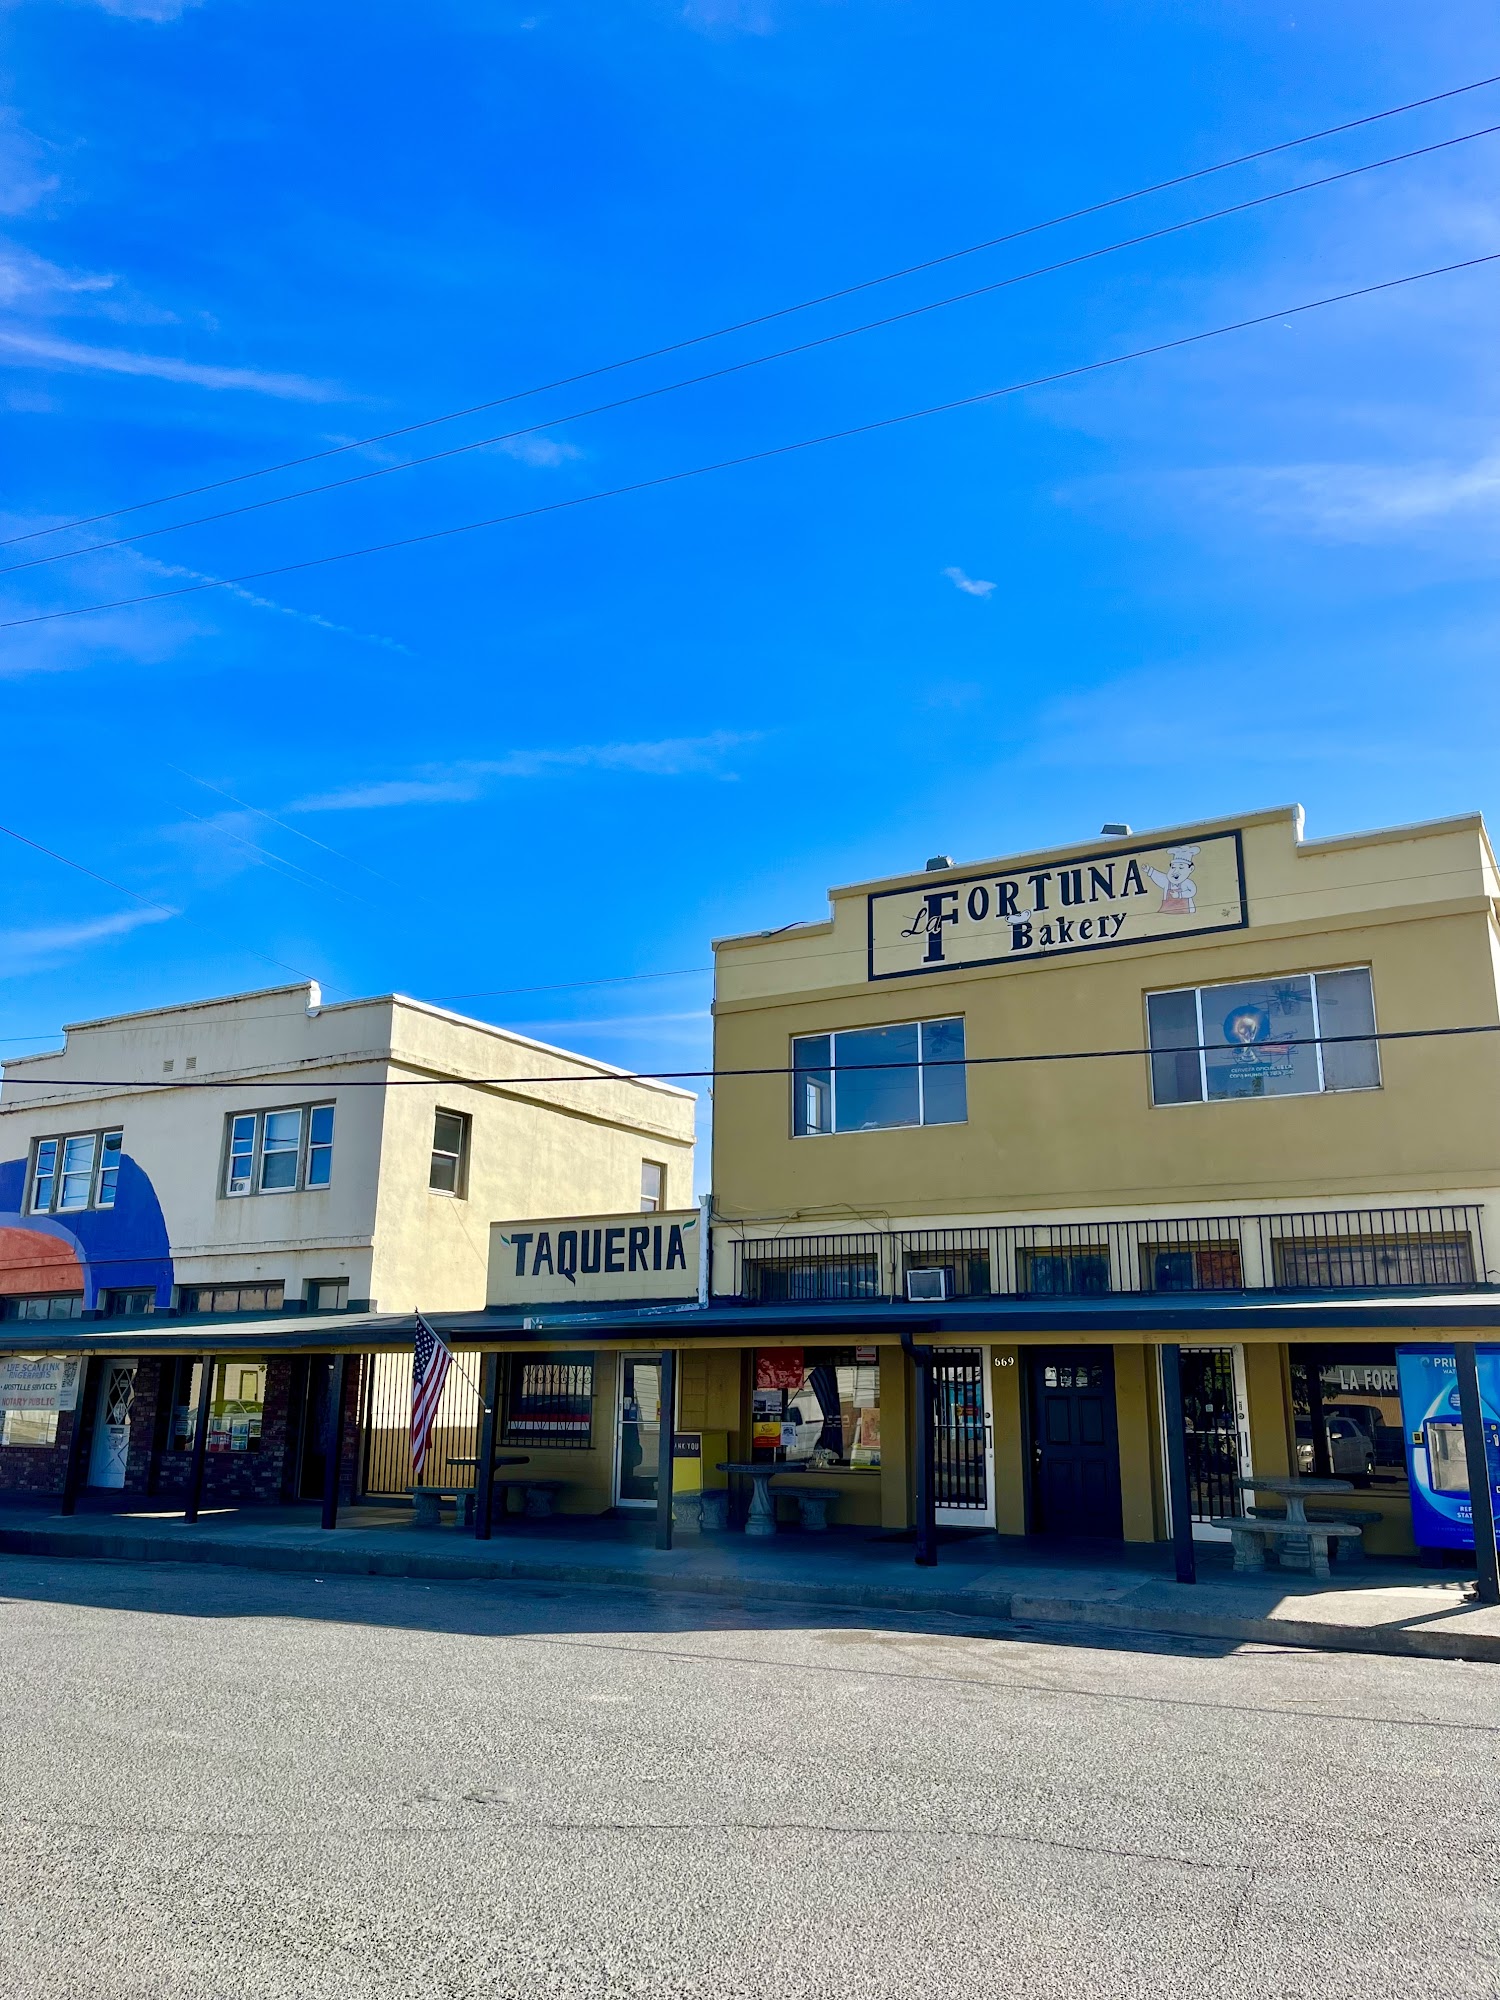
<box><xmin>791</xmin><ymin>1018</ymin><xmax>967</xmax><ymax>1136</ymax></box>
<box><xmin>1147</xmin><ymin>967</ymin><xmax>1380</xmax><ymax>1107</ymax></box>
<box><xmin>29</xmin><ymin>1129</ymin><xmax>123</xmax><ymax>1214</ymax></box>
<box><xmin>223</xmin><ymin>1104</ymin><xmax>335</xmax><ymax>1196</ymax></box>
<box><xmin>429</xmin><ymin>1109</ymin><xmax>470</xmax><ymax>1195</ymax></box>
<box><xmin>641</xmin><ymin>1161</ymin><xmax>665</xmax><ymax>1213</ymax></box>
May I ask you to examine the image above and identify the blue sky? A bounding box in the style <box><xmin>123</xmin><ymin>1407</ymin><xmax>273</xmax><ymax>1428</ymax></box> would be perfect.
<box><xmin>2</xmin><ymin>0</ymin><xmax>1499</xmax><ymax>1171</ymax></box>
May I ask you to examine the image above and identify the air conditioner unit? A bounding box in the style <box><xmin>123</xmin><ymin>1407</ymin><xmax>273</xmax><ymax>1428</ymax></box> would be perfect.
<box><xmin>906</xmin><ymin>1268</ymin><xmax>948</xmax><ymax>1303</ymax></box>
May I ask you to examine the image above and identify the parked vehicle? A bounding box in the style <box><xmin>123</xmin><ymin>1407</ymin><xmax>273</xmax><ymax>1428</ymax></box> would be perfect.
<box><xmin>1294</xmin><ymin>1415</ymin><xmax>1376</xmax><ymax>1479</ymax></box>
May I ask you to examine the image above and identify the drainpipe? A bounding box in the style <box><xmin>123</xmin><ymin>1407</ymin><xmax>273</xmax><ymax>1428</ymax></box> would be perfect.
<box><xmin>899</xmin><ymin>1327</ymin><xmax>938</xmax><ymax>1567</ymax></box>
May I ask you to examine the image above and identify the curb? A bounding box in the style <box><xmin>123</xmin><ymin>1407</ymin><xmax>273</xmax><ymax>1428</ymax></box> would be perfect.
<box><xmin>0</xmin><ymin>1523</ymin><xmax>1493</xmax><ymax>1663</ymax></box>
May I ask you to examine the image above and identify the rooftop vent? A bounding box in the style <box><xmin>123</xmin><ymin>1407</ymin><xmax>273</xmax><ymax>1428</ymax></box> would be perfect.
<box><xmin>925</xmin><ymin>854</ymin><xmax>955</xmax><ymax>871</ymax></box>
<box><xmin>1100</xmin><ymin>823</ymin><xmax>1132</xmax><ymax>837</ymax></box>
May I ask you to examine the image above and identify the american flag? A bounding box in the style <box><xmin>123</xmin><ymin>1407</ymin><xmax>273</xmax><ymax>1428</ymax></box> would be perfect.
<box><xmin>410</xmin><ymin>1312</ymin><xmax>453</xmax><ymax>1479</ymax></box>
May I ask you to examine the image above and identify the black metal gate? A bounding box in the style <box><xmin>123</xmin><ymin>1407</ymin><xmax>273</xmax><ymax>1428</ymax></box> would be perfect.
<box><xmin>1180</xmin><ymin>1346</ymin><xmax>1244</xmax><ymax>1522</ymax></box>
<box><xmin>359</xmin><ymin>1349</ymin><xmax>481</xmax><ymax>1498</ymax></box>
<box><xmin>933</xmin><ymin>1349</ymin><xmax>988</xmax><ymax>1512</ymax></box>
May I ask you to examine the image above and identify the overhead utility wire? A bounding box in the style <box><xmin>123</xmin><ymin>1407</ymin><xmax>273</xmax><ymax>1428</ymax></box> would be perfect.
<box><xmin>9</xmin><ymin>247</ymin><xmax>1498</xmax><ymax>634</ymax></box>
<box><xmin>5</xmin><ymin>69</ymin><xmax>1497</xmax><ymax>553</ymax></box>
<box><xmin>12</xmin><ymin>122</ymin><xmax>1497</xmax><ymax>579</ymax></box>
<box><xmin>12</xmin><ymin>1022</ymin><xmax>1500</xmax><ymax>1091</ymax></box>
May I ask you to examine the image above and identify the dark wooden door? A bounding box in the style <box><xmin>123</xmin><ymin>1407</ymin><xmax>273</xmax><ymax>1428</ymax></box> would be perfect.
<box><xmin>1029</xmin><ymin>1348</ymin><xmax>1123</xmax><ymax>1538</ymax></box>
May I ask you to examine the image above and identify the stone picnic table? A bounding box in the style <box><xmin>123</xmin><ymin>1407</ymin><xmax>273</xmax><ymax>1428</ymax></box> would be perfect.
<box><xmin>411</xmin><ymin>1453</ymin><xmax>530</xmax><ymax>1529</ymax></box>
<box><xmin>717</xmin><ymin>1462</ymin><xmax>782</xmax><ymax>1539</ymax></box>
<box><xmin>1214</xmin><ymin>1474</ymin><xmax>1363</xmax><ymax>1579</ymax></box>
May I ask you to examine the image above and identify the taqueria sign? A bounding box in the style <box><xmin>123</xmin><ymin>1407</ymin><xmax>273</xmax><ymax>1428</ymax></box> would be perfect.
<box><xmin>489</xmin><ymin>1209</ymin><xmax>701</xmax><ymax>1307</ymax></box>
<box><xmin>868</xmin><ymin>830</ymin><xmax>1247</xmax><ymax>980</ymax></box>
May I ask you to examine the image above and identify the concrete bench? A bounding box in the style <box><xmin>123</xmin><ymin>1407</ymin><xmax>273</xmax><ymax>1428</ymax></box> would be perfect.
<box><xmin>493</xmin><ymin>1475</ymin><xmax>565</xmax><ymax>1519</ymax></box>
<box><xmin>1250</xmin><ymin>1505</ymin><xmax>1381</xmax><ymax>1564</ymax></box>
<box><xmin>770</xmin><ymin>1481</ymin><xmax>841</xmax><ymax>1533</ymax></box>
<box><xmin>408</xmin><ymin>1486</ymin><xmax>475</xmax><ymax>1530</ymax></box>
<box><xmin>1212</xmin><ymin>1515</ymin><xmax>1363</xmax><ymax>1580</ymax></box>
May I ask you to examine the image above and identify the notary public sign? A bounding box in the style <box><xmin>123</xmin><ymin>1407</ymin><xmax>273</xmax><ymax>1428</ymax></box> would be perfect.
<box><xmin>489</xmin><ymin>1209</ymin><xmax>701</xmax><ymax>1307</ymax></box>
<box><xmin>868</xmin><ymin>830</ymin><xmax>1247</xmax><ymax>980</ymax></box>
<box><xmin>0</xmin><ymin>1355</ymin><xmax>84</xmax><ymax>1412</ymax></box>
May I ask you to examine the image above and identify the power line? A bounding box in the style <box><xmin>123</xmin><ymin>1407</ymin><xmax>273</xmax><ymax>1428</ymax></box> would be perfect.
<box><xmin>1</xmin><ymin>1021</ymin><xmax>1495</xmax><ymax>1091</ymax></box>
<box><xmin>9</xmin><ymin>121</ymin><xmax>1497</xmax><ymax>579</ymax></box>
<box><xmin>7</xmin><ymin>247</ymin><xmax>1497</xmax><ymax>634</ymax></box>
<box><xmin>5</xmin><ymin>69</ymin><xmax>1497</xmax><ymax>554</ymax></box>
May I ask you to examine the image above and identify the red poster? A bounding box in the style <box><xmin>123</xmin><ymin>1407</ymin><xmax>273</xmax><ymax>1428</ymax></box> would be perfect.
<box><xmin>755</xmin><ymin>1348</ymin><xmax>804</xmax><ymax>1391</ymax></box>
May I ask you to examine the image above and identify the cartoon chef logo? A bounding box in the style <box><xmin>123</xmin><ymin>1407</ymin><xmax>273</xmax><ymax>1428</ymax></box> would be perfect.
<box><xmin>1145</xmin><ymin>844</ymin><xmax>1199</xmax><ymax>916</ymax></box>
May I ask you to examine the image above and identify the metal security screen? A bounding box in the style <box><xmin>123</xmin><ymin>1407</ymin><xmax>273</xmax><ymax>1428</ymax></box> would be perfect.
<box><xmin>360</xmin><ymin>1349</ymin><xmax>480</xmax><ymax>1497</ymax></box>
<box><xmin>933</xmin><ymin>1350</ymin><xmax>988</xmax><ymax>1512</ymax></box>
<box><xmin>501</xmin><ymin>1355</ymin><xmax>594</xmax><ymax>1449</ymax></box>
<box><xmin>1180</xmin><ymin>1347</ymin><xmax>1244</xmax><ymax>1522</ymax></box>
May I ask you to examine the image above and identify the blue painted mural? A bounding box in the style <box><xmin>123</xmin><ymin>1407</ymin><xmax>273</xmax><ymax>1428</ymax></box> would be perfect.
<box><xmin>0</xmin><ymin>1154</ymin><xmax>174</xmax><ymax>1310</ymax></box>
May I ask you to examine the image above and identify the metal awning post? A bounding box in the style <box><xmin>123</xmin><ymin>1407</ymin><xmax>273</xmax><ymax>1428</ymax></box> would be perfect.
<box><xmin>183</xmin><ymin>1355</ymin><xmax>215</xmax><ymax>1524</ymax></box>
<box><xmin>321</xmin><ymin>1353</ymin><xmax>348</xmax><ymax>1531</ymax></box>
<box><xmin>473</xmin><ymin>1352</ymin><xmax>500</xmax><ymax>1542</ymax></box>
<box><xmin>900</xmin><ymin>1329</ymin><xmax>938</xmax><ymax>1567</ymax></box>
<box><xmin>1454</xmin><ymin>1342</ymin><xmax>1500</xmax><ymax>1605</ymax></box>
<box><xmin>1159</xmin><ymin>1343</ymin><xmax>1197</xmax><ymax>1584</ymax></box>
<box><xmin>59</xmin><ymin>1357</ymin><xmax>95</xmax><ymax>1517</ymax></box>
<box><xmin>655</xmin><ymin>1347</ymin><xmax>677</xmax><ymax>1551</ymax></box>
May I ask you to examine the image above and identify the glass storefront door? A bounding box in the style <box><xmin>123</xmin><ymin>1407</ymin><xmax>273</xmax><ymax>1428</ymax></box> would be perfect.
<box><xmin>615</xmin><ymin>1355</ymin><xmax>661</xmax><ymax>1507</ymax></box>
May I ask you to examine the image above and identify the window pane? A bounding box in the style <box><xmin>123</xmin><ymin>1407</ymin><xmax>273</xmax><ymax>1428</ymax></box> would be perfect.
<box><xmin>429</xmin><ymin>1151</ymin><xmax>459</xmax><ymax>1193</ymax></box>
<box><xmin>207</xmin><ymin>1358</ymin><xmax>267</xmax><ymax>1454</ymax></box>
<box><xmin>1203</xmin><ymin>977</ymin><xmax>1318</xmax><ymax>1101</ymax></box>
<box><xmin>307</xmin><ymin>1106</ymin><xmax>334</xmax><ymax>1187</ymax></box>
<box><xmin>227</xmin><ymin>1115</ymin><xmax>256</xmax><ymax>1195</ymax></box>
<box><xmin>833</xmin><ymin>1024</ymin><xmax>920</xmax><ymax>1132</ymax></box>
<box><xmin>1147</xmin><ymin>990</ymin><xmax>1202</xmax><ymax>1105</ymax></box>
<box><xmin>31</xmin><ymin>1138</ymin><xmax>57</xmax><ymax>1213</ymax></box>
<box><xmin>260</xmin><ymin>1110</ymin><xmax>302</xmax><ymax>1190</ymax></box>
<box><xmin>919</xmin><ymin>1018</ymin><xmax>967</xmax><ymax>1125</ymax></box>
<box><xmin>792</xmin><ymin>1035</ymin><xmax>832</xmax><ymax>1136</ymax></box>
<box><xmin>640</xmin><ymin>1160</ymin><xmax>663</xmax><ymax>1212</ymax></box>
<box><xmin>1316</xmin><ymin>968</ymin><xmax>1380</xmax><ymax>1092</ymax></box>
<box><xmin>433</xmin><ymin>1111</ymin><xmax>464</xmax><ymax>1155</ymax></box>
<box><xmin>58</xmin><ymin>1135</ymin><xmax>97</xmax><ymax>1210</ymax></box>
<box><xmin>96</xmin><ymin>1130</ymin><xmax>122</xmax><ymax>1207</ymax></box>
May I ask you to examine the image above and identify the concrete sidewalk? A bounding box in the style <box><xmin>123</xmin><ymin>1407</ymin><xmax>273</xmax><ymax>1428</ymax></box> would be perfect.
<box><xmin>1</xmin><ymin>1500</ymin><xmax>1495</xmax><ymax>1662</ymax></box>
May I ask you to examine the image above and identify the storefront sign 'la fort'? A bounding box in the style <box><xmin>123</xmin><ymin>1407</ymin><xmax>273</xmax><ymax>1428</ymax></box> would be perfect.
<box><xmin>867</xmin><ymin>829</ymin><xmax>1248</xmax><ymax>980</ymax></box>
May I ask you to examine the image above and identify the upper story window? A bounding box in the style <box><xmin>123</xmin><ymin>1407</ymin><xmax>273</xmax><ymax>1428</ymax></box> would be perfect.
<box><xmin>792</xmin><ymin>1018</ymin><xmax>967</xmax><ymax>1136</ymax></box>
<box><xmin>1147</xmin><ymin>967</ymin><xmax>1380</xmax><ymax>1107</ymax></box>
<box><xmin>429</xmin><ymin>1110</ymin><xmax>470</xmax><ymax>1195</ymax></box>
<box><xmin>30</xmin><ymin>1129</ymin><xmax>122</xmax><ymax>1214</ymax></box>
<box><xmin>641</xmin><ymin>1160</ymin><xmax>665</xmax><ymax>1212</ymax></box>
<box><xmin>224</xmin><ymin>1104</ymin><xmax>335</xmax><ymax>1197</ymax></box>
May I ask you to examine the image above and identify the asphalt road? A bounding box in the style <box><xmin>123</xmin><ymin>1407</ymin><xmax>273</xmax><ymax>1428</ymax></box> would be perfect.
<box><xmin>0</xmin><ymin>1554</ymin><xmax>1496</xmax><ymax>1999</ymax></box>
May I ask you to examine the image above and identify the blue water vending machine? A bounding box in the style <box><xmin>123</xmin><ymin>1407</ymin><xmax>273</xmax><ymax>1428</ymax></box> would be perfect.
<box><xmin>1395</xmin><ymin>1346</ymin><xmax>1500</xmax><ymax>1552</ymax></box>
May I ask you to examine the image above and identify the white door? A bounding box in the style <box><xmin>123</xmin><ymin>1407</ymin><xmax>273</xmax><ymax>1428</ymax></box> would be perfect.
<box><xmin>88</xmin><ymin>1360</ymin><xmax>138</xmax><ymax>1489</ymax></box>
<box><xmin>933</xmin><ymin>1347</ymin><xmax>996</xmax><ymax>1529</ymax></box>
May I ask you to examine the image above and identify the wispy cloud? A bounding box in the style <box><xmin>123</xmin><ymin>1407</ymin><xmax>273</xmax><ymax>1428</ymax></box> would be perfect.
<box><xmin>139</xmin><ymin>556</ymin><xmax>413</xmax><ymax>654</ymax></box>
<box><xmin>289</xmin><ymin>776</ymin><xmax>482</xmax><ymax>814</ymax></box>
<box><xmin>493</xmin><ymin>434</ymin><xmax>581</xmax><ymax>469</ymax></box>
<box><xmin>0</xmin><ymin>905</ymin><xmax>175</xmax><ymax>973</ymax></box>
<box><xmin>0</xmin><ymin>113</ymin><xmax>59</xmax><ymax>218</ymax></box>
<box><xmin>289</xmin><ymin>732</ymin><xmax>758</xmax><ymax>813</ymax></box>
<box><xmin>0</xmin><ymin>328</ymin><xmax>337</xmax><ymax>400</ymax></box>
<box><xmin>1178</xmin><ymin>453</ymin><xmax>1500</xmax><ymax>542</ymax></box>
<box><xmin>942</xmin><ymin>565</ymin><xmax>996</xmax><ymax>598</ymax></box>
<box><xmin>681</xmin><ymin>0</ymin><xmax>776</xmax><ymax>32</ymax></box>
<box><xmin>0</xmin><ymin>244</ymin><xmax>114</xmax><ymax>311</ymax></box>
<box><xmin>81</xmin><ymin>0</ymin><xmax>204</xmax><ymax>19</ymax></box>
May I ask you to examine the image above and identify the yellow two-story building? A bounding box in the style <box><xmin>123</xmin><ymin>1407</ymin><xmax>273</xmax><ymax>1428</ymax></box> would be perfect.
<box><xmin>698</xmin><ymin>802</ymin><xmax>1500</xmax><ymax>1561</ymax></box>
